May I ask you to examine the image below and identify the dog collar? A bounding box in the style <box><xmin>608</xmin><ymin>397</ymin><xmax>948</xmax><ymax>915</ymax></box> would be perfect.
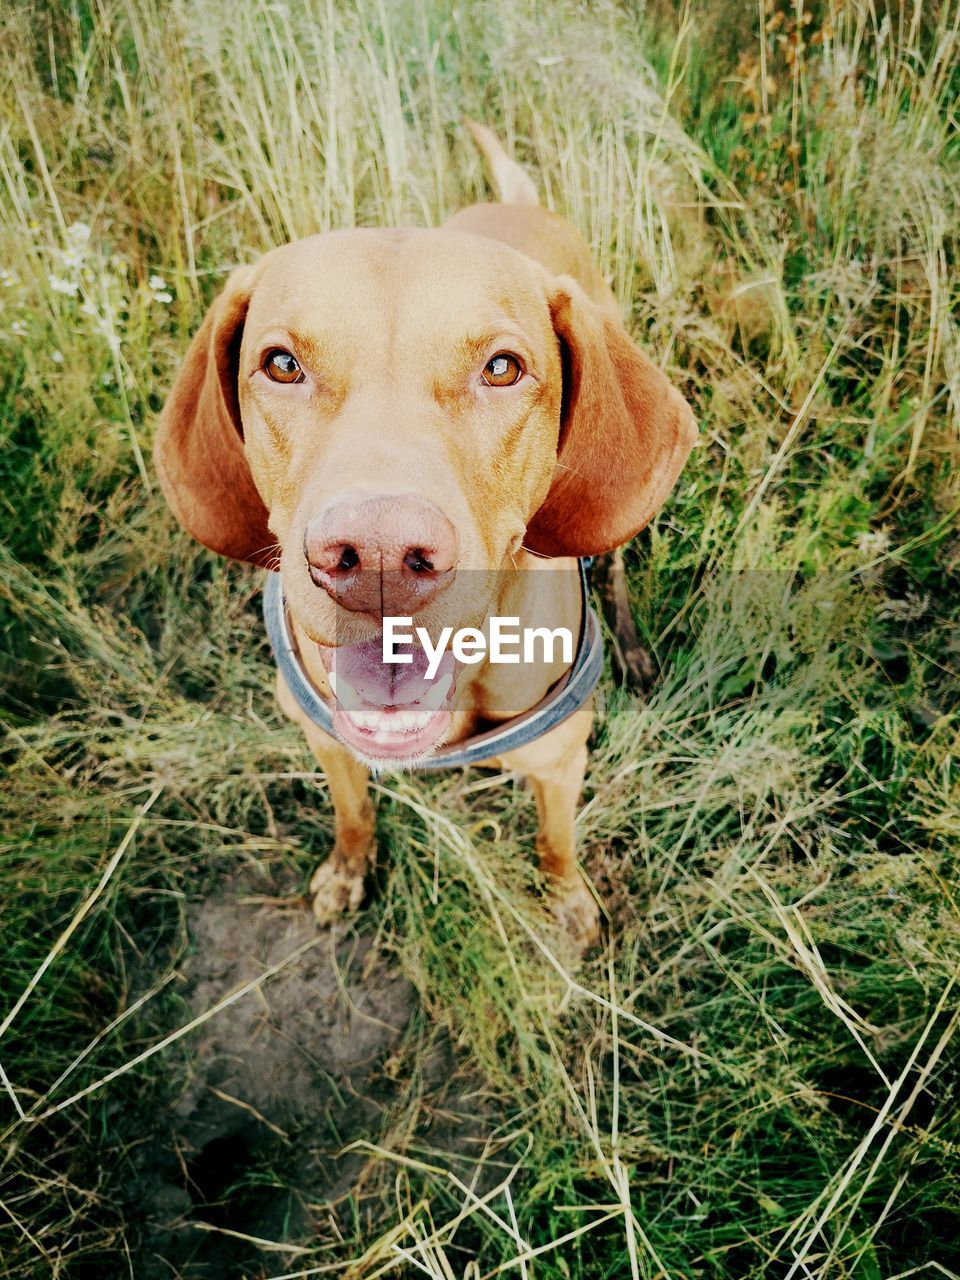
<box><xmin>262</xmin><ymin>560</ymin><xmax>603</xmax><ymax>771</ymax></box>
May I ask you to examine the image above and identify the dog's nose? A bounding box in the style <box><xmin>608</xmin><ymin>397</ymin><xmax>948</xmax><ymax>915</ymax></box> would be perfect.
<box><xmin>304</xmin><ymin>494</ymin><xmax>458</xmax><ymax>615</ymax></box>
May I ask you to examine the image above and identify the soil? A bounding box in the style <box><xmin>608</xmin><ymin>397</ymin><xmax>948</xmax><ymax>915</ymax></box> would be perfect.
<box><xmin>128</xmin><ymin>886</ymin><xmax>416</xmax><ymax>1279</ymax></box>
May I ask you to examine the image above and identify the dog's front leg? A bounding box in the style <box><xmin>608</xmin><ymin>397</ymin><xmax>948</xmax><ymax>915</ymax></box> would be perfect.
<box><xmin>276</xmin><ymin>672</ymin><xmax>375</xmax><ymax>923</ymax></box>
<box><xmin>500</xmin><ymin>702</ymin><xmax>600</xmax><ymax>948</ymax></box>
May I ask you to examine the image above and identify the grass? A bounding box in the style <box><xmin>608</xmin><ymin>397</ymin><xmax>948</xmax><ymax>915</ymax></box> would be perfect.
<box><xmin>1</xmin><ymin>0</ymin><xmax>959</xmax><ymax>1275</ymax></box>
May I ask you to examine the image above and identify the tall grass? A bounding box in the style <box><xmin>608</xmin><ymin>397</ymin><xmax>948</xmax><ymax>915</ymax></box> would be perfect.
<box><xmin>1</xmin><ymin>0</ymin><xmax>958</xmax><ymax>1276</ymax></box>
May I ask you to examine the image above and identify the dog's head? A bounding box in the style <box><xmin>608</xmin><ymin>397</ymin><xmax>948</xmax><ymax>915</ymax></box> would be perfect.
<box><xmin>155</xmin><ymin>229</ymin><xmax>696</xmax><ymax>760</ymax></box>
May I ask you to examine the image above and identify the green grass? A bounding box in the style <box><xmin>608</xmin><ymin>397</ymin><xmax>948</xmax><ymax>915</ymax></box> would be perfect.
<box><xmin>1</xmin><ymin>0</ymin><xmax>959</xmax><ymax>1275</ymax></box>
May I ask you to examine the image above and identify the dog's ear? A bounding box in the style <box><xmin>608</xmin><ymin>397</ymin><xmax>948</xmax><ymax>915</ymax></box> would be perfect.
<box><xmin>525</xmin><ymin>278</ymin><xmax>697</xmax><ymax>558</ymax></box>
<box><xmin>153</xmin><ymin>265</ymin><xmax>273</xmax><ymax>566</ymax></box>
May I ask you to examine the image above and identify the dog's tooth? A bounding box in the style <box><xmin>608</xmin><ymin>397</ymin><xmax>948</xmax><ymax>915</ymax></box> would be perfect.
<box><xmin>424</xmin><ymin>672</ymin><xmax>453</xmax><ymax>710</ymax></box>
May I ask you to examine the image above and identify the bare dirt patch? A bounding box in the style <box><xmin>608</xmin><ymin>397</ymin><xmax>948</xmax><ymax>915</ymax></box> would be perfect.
<box><xmin>131</xmin><ymin>886</ymin><xmax>414</xmax><ymax>1277</ymax></box>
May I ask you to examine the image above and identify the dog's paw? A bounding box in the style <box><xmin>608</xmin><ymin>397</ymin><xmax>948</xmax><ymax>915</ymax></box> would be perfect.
<box><xmin>309</xmin><ymin>859</ymin><xmax>367</xmax><ymax>925</ymax></box>
<box><xmin>551</xmin><ymin>877</ymin><xmax>601</xmax><ymax>950</ymax></box>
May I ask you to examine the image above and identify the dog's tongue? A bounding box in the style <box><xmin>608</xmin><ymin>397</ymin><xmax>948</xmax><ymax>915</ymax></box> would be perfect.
<box><xmin>323</xmin><ymin>636</ymin><xmax>455</xmax><ymax>707</ymax></box>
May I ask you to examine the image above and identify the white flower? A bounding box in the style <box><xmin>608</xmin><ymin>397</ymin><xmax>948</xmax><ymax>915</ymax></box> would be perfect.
<box><xmin>51</xmin><ymin>350</ymin><xmax>64</xmax><ymax>364</ymax></box>
<box><xmin>49</xmin><ymin>273</ymin><xmax>79</xmax><ymax>296</ymax></box>
<box><xmin>148</xmin><ymin>273</ymin><xmax>174</xmax><ymax>304</ymax></box>
<box><xmin>10</xmin><ymin>318</ymin><xmax>27</xmax><ymax>335</ymax></box>
<box><xmin>66</xmin><ymin>221</ymin><xmax>91</xmax><ymax>245</ymax></box>
<box><xmin>856</xmin><ymin>528</ymin><xmax>891</xmax><ymax>558</ymax></box>
<box><xmin>100</xmin><ymin>370</ymin><xmax>115</xmax><ymax>387</ymax></box>
<box><xmin>0</xmin><ymin>268</ymin><xmax>19</xmax><ymax>287</ymax></box>
<box><xmin>80</xmin><ymin>299</ymin><xmax>98</xmax><ymax>317</ymax></box>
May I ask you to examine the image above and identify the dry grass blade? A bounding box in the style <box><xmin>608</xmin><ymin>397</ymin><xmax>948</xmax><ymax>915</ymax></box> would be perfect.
<box><xmin>14</xmin><ymin>933</ymin><xmax>327</xmax><ymax>1132</ymax></box>
<box><xmin>0</xmin><ymin>787</ymin><xmax>163</xmax><ymax>1047</ymax></box>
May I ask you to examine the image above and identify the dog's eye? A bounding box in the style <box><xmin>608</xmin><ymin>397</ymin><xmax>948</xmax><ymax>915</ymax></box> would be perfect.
<box><xmin>264</xmin><ymin>349</ymin><xmax>304</xmax><ymax>384</ymax></box>
<box><xmin>482</xmin><ymin>353</ymin><xmax>523</xmax><ymax>387</ymax></box>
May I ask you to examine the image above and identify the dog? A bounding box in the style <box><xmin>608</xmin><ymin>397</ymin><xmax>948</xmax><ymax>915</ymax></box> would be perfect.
<box><xmin>154</xmin><ymin>122</ymin><xmax>697</xmax><ymax>945</ymax></box>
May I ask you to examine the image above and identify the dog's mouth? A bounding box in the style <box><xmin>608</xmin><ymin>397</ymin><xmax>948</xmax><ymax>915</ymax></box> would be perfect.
<box><xmin>318</xmin><ymin>636</ymin><xmax>457</xmax><ymax>763</ymax></box>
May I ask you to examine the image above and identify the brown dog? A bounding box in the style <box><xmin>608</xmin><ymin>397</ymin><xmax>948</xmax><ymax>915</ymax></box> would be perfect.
<box><xmin>154</xmin><ymin>123</ymin><xmax>696</xmax><ymax>945</ymax></box>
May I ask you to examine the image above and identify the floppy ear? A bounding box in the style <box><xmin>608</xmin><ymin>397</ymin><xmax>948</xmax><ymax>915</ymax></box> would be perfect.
<box><xmin>525</xmin><ymin>279</ymin><xmax>698</xmax><ymax>558</ymax></box>
<box><xmin>153</xmin><ymin>265</ymin><xmax>273</xmax><ymax>566</ymax></box>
